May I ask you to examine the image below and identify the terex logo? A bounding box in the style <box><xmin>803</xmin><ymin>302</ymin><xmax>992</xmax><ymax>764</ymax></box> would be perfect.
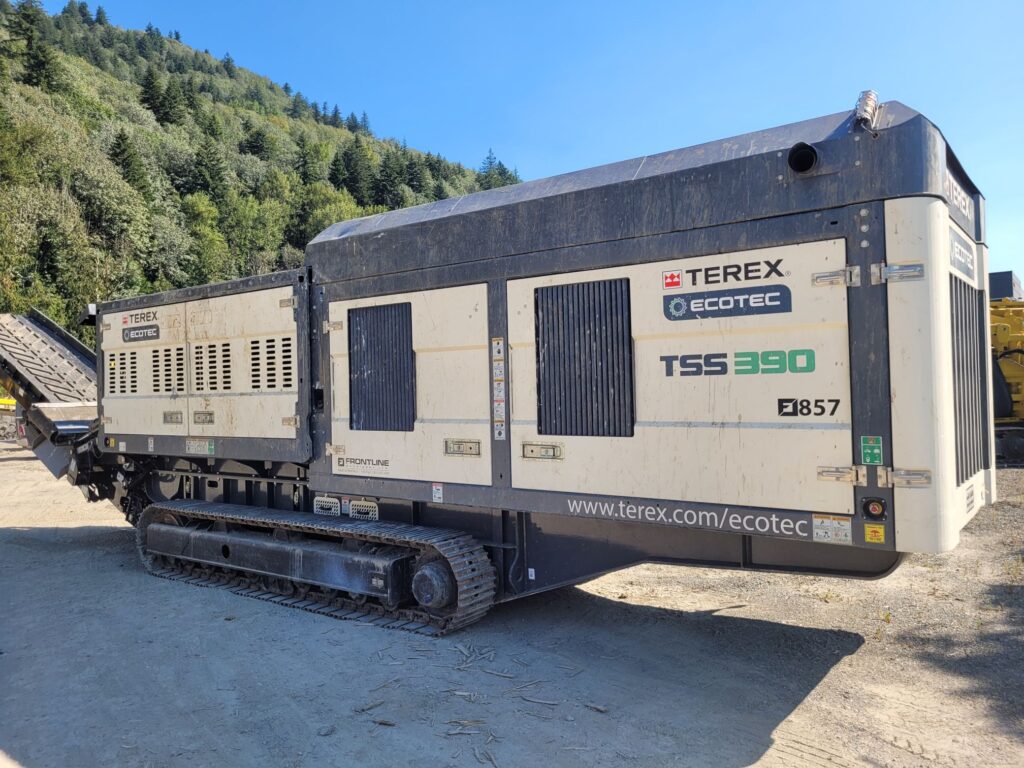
<box><xmin>662</xmin><ymin>270</ymin><xmax>681</xmax><ymax>289</ymax></box>
<box><xmin>123</xmin><ymin>310</ymin><xmax>158</xmax><ymax>325</ymax></box>
<box><xmin>678</xmin><ymin>259</ymin><xmax>785</xmax><ymax>287</ymax></box>
<box><xmin>944</xmin><ymin>169</ymin><xmax>974</xmax><ymax>224</ymax></box>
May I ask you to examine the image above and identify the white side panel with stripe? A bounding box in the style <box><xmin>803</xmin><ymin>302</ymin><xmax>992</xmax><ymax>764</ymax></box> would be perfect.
<box><xmin>507</xmin><ymin>239</ymin><xmax>855</xmax><ymax>514</ymax></box>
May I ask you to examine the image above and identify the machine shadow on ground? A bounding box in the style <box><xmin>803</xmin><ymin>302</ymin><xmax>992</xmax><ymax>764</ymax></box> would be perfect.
<box><xmin>0</xmin><ymin>521</ymin><xmax>863</xmax><ymax>767</ymax></box>
<box><xmin>907</xmin><ymin>547</ymin><xmax>1024</xmax><ymax>737</ymax></box>
<box><xmin>488</xmin><ymin>584</ymin><xmax>865</xmax><ymax>764</ymax></box>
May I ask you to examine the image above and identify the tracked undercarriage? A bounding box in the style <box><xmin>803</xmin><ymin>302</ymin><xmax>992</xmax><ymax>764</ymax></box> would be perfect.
<box><xmin>137</xmin><ymin>501</ymin><xmax>496</xmax><ymax>635</ymax></box>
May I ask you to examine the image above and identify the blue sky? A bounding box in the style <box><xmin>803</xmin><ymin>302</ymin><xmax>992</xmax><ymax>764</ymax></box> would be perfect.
<box><xmin>46</xmin><ymin>0</ymin><xmax>1023</xmax><ymax>272</ymax></box>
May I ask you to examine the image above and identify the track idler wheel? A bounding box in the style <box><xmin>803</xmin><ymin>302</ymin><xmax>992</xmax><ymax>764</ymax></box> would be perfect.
<box><xmin>412</xmin><ymin>561</ymin><xmax>455</xmax><ymax>610</ymax></box>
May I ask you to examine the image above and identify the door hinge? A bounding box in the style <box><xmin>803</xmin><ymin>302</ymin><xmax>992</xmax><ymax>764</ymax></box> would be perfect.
<box><xmin>282</xmin><ymin>415</ymin><xmax>298</xmax><ymax>428</ymax></box>
<box><xmin>877</xmin><ymin>467</ymin><xmax>932</xmax><ymax>488</ymax></box>
<box><xmin>812</xmin><ymin>265</ymin><xmax>861</xmax><ymax>287</ymax></box>
<box><xmin>279</xmin><ymin>297</ymin><xmax>297</xmax><ymax>308</ymax></box>
<box><xmin>870</xmin><ymin>262</ymin><xmax>925</xmax><ymax>285</ymax></box>
<box><xmin>817</xmin><ymin>465</ymin><xmax>868</xmax><ymax>486</ymax></box>
<box><xmin>322</xmin><ymin>320</ymin><xmax>344</xmax><ymax>334</ymax></box>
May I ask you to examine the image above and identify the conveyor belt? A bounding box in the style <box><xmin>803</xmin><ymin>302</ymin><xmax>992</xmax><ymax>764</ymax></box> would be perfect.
<box><xmin>0</xmin><ymin>310</ymin><xmax>96</xmax><ymax>407</ymax></box>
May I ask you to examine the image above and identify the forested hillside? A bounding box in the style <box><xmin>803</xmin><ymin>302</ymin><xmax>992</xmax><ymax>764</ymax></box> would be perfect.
<box><xmin>0</xmin><ymin>0</ymin><xmax>520</xmax><ymax>330</ymax></box>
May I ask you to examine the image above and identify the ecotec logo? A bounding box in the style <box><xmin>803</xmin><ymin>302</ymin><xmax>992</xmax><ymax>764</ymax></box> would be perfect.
<box><xmin>949</xmin><ymin>227</ymin><xmax>976</xmax><ymax>280</ymax></box>
<box><xmin>122</xmin><ymin>324</ymin><xmax>159</xmax><ymax>342</ymax></box>
<box><xmin>663</xmin><ymin>285</ymin><xmax>792</xmax><ymax>321</ymax></box>
<box><xmin>674</xmin><ymin>259</ymin><xmax>785</xmax><ymax>288</ymax></box>
<box><xmin>122</xmin><ymin>310</ymin><xmax>158</xmax><ymax>325</ymax></box>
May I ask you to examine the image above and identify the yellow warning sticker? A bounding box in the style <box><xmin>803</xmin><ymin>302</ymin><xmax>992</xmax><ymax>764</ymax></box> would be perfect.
<box><xmin>864</xmin><ymin>523</ymin><xmax>886</xmax><ymax>544</ymax></box>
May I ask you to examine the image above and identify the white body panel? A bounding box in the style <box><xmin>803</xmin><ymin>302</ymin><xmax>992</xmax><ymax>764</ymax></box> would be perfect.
<box><xmin>328</xmin><ymin>284</ymin><xmax>492</xmax><ymax>486</ymax></box>
<box><xmin>507</xmin><ymin>240</ymin><xmax>854</xmax><ymax>515</ymax></box>
<box><xmin>885</xmin><ymin>197</ymin><xmax>996</xmax><ymax>553</ymax></box>
<box><xmin>186</xmin><ymin>288</ymin><xmax>298</xmax><ymax>440</ymax></box>
<box><xmin>101</xmin><ymin>287</ymin><xmax>298</xmax><ymax>441</ymax></box>
<box><xmin>103</xmin><ymin>303</ymin><xmax>188</xmax><ymax>437</ymax></box>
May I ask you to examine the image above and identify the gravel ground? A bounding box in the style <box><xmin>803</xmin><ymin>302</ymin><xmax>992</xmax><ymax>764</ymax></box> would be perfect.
<box><xmin>0</xmin><ymin>413</ymin><xmax>15</xmax><ymax>440</ymax></box>
<box><xmin>0</xmin><ymin>430</ymin><xmax>1021</xmax><ymax>767</ymax></box>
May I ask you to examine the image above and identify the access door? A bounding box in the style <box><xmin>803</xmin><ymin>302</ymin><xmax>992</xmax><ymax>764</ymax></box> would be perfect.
<box><xmin>328</xmin><ymin>283</ymin><xmax>492</xmax><ymax>485</ymax></box>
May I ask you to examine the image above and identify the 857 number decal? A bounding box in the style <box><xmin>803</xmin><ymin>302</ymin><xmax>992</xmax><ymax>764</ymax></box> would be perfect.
<box><xmin>778</xmin><ymin>398</ymin><xmax>840</xmax><ymax>417</ymax></box>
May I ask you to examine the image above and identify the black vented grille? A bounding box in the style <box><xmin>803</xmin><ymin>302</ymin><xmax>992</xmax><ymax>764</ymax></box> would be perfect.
<box><xmin>193</xmin><ymin>342</ymin><xmax>232</xmax><ymax>392</ymax></box>
<box><xmin>950</xmin><ymin>275</ymin><xmax>991</xmax><ymax>485</ymax></box>
<box><xmin>107</xmin><ymin>351</ymin><xmax>137</xmax><ymax>394</ymax></box>
<box><xmin>348</xmin><ymin>303</ymin><xmax>415</xmax><ymax>431</ymax></box>
<box><xmin>249</xmin><ymin>336</ymin><xmax>297</xmax><ymax>391</ymax></box>
<box><xmin>151</xmin><ymin>347</ymin><xmax>185</xmax><ymax>394</ymax></box>
<box><xmin>536</xmin><ymin>278</ymin><xmax>634</xmax><ymax>437</ymax></box>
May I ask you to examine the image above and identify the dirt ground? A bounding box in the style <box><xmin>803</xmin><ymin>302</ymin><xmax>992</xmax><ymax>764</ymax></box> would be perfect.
<box><xmin>1</xmin><ymin>433</ymin><xmax>1021</xmax><ymax>767</ymax></box>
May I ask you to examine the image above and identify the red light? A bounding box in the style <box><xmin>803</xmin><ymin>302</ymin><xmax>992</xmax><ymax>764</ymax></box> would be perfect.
<box><xmin>863</xmin><ymin>499</ymin><xmax>886</xmax><ymax>518</ymax></box>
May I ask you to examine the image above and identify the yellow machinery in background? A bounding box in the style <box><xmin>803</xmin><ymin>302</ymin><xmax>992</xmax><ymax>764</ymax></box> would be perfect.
<box><xmin>991</xmin><ymin>273</ymin><xmax>1024</xmax><ymax>465</ymax></box>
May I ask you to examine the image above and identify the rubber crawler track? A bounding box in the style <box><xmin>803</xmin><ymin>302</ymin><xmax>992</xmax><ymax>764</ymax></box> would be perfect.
<box><xmin>136</xmin><ymin>500</ymin><xmax>496</xmax><ymax>635</ymax></box>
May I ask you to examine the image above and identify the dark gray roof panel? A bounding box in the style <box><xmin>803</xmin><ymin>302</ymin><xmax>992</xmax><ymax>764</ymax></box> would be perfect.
<box><xmin>310</xmin><ymin>102</ymin><xmax>922</xmax><ymax>247</ymax></box>
<box><xmin>306</xmin><ymin>100</ymin><xmax>979</xmax><ymax>279</ymax></box>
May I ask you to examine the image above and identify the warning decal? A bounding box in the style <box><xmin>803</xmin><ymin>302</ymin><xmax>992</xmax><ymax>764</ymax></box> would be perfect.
<box><xmin>864</xmin><ymin>523</ymin><xmax>886</xmax><ymax>544</ymax></box>
<box><xmin>812</xmin><ymin>514</ymin><xmax>852</xmax><ymax>545</ymax></box>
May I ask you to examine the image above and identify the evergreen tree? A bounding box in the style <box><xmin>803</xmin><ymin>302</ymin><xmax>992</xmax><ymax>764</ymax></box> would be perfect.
<box><xmin>4</xmin><ymin>1</ymin><xmax>47</xmax><ymax>48</ymax></box>
<box><xmin>477</xmin><ymin>149</ymin><xmax>521</xmax><ymax>190</ymax></box>
<box><xmin>345</xmin><ymin>112</ymin><xmax>359</xmax><ymax>132</ymax></box>
<box><xmin>139</xmin><ymin>64</ymin><xmax>163</xmax><ymax>114</ymax></box>
<box><xmin>93</xmin><ymin>4</ymin><xmax>107</xmax><ymax>24</ymax></box>
<box><xmin>159</xmin><ymin>78</ymin><xmax>187</xmax><ymax>124</ymax></box>
<box><xmin>172</xmin><ymin>30</ymin><xmax>180</xmax><ymax>41</ymax></box>
<box><xmin>328</xmin><ymin>147</ymin><xmax>346</xmax><ymax>190</ymax></box>
<box><xmin>406</xmin><ymin>154</ymin><xmax>429</xmax><ymax>194</ymax></box>
<box><xmin>108</xmin><ymin>128</ymin><xmax>149</xmax><ymax>198</ymax></box>
<box><xmin>358</xmin><ymin>110</ymin><xmax>371</xmax><ymax>135</ymax></box>
<box><xmin>479</xmin><ymin>148</ymin><xmax>497</xmax><ymax>176</ymax></box>
<box><xmin>76</xmin><ymin>1</ymin><xmax>91</xmax><ymax>25</ymax></box>
<box><xmin>373</xmin><ymin>149</ymin><xmax>406</xmax><ymax>208</ymax></box>
<box><xmin>310</xmin><ymin>101</ymin><xmax>320</xmax><ymax>122</ymax></box>
<box><xmin>288</xmin><ymin>92</ymin><xmax>309</xmax><ymax>119</ymax></box>
<box><xmin>282</xmin><ymin>81</ymin><xmax>291</xmax><ymax>96</ymax></box>
<box><xmin>329</xmin><ymin>105</ymin><xmax>341</xmax><ymax>128</ymax></box>
<box><xmin>341</xmin><ymin>135</ymin><xmax>373</xmax><ymax>206</ymax></box>
<box><xmin>221</xmin><ymin>51</ymin><xmax>236</xmax><ymax>78</ymax></box>
<box><xmin>23</xmin><ymin>39</ymin><xmax>64</xmax><ymax>92</ymax></box>
<box><xmin>192</xmin><ymin>136</ymin><xmax>228</xmax><ymax>200</ymax></box>
<box><xmin>239</xmin><ymin>118</ymin><xmax>274</xmax><ymax>160</ymax></box>
<box><xmin>182</xmin><ymin>74</ymin><xmax>200</xmax><ymax>110</ymax></box>
<box><xmin>296</xmin><ymin>132</ymin><xmax>331</xmax><ymax>184</ymax></box>
<box><xmin>196</xmin><ymin>109</ymin><xmax>223</xmax><ymax>138</ymax></box>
